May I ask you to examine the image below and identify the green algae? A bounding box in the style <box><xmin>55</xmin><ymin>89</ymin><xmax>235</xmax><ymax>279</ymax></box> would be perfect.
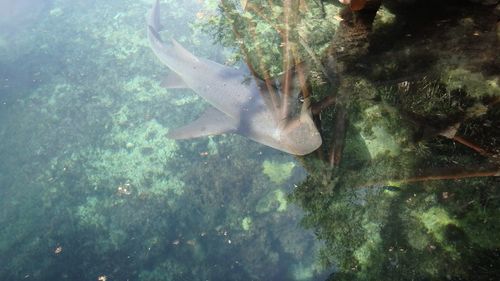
<box><xmin>352</xmin><ymin>102</ymin><xmax>408</xmax><ymax>160</ymax></box>
<box><xmin>241</xmin><ymin>216</ymin><xmax>252</xmax><ymax>231</ymax></box>
<box><xmin>77</xmin><ymin>197</ymin><xmax>107</xmax><ymax>228</ymax></box>
<box><xmin>256</xmin><ymin>189</ymin><xmax>288</xmax><ymax>214</ymax></box>
<box><xmin>123</xmin><ymin>76</ymin><xmax>164</xmax><ymax>102</ymax></box>
<box><xmin>84</xmin><ymin>118</ymin><xmax>184</xmax><ymax>206</ymax></box>
<box><xmin>353</xmin><ymin>221</ymin><xmax>383</xmax><ymax>268</ymax></box>
<box><xmin>373</xmin><ymin>7</ymin><xmax>396</xmax><ymax>28</ymax></box>
<box><xmin>138</xmin><ymin>260</ymin><xmax>187</xmax><ymax>281</ymax></box>
<box><xmin>291</xmin><ymin>262</ymin><xmax>319</xmax><ymax>281</ymax></box>
<box><xmin>262</xmin><ymin>160</ymin><xmax>295</xmax><ymax>184</ymax></box>
<box><xmin>49</xmin><ymin>7</ymin><xmax>63</xmax><ymax>17</ymax></box>
<box><xmin>444</xmin><ymin>68</ymin><xmax>500</xmax><ymax>99</ymax></box>
<box><xmin>417</xmin><ymin>207</ymin><xmax>457</xmax><ymax>243</ymax></box>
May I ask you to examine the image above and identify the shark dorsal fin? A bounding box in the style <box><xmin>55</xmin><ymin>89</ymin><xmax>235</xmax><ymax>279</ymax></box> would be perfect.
<box><xmin>171</xmin><ymin>38</ymin><xmax>200</xmax><ymax>64</ymax></box>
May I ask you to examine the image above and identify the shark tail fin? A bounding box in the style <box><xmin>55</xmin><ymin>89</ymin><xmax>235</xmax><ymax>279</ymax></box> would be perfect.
<box><xmin>147</xmin><ymin>0</ymin><xmax>163</xmax><ymax>31</ymax></box>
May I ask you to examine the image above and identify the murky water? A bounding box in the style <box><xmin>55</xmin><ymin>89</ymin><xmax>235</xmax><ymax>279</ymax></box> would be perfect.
<box><xmin>1</xmin><ymin>1</ymin><xmax>499</xmax><ymax>281</ymax></box>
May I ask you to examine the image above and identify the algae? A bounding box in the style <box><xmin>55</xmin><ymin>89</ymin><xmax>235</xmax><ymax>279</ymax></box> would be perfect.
<box><xmin>262</xmin><ymin>160</ymin><xmax>296</xmax><ymax>184</ymax></box>
<box><xmin>256</xmin><ymin>189</ymin><xmax>288</xmax><ymax>214</ymax></box>
<box><xmin>241</xmin><ymin>216</ymin><xmax>252</xmax><ymax>231</ymax></box>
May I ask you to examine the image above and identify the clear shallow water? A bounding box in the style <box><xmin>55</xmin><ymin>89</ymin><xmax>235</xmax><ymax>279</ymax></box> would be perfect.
<box><xmin>0</xmin><ymin>1</ymin><xmax>499</xmax><ymax>281</ymax></box>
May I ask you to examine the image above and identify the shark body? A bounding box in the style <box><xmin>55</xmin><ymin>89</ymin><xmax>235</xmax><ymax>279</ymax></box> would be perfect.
<box><xmin>147</xmin><ymin>0</ymin><xmax>321</xmax><ymax>155</ymax></box>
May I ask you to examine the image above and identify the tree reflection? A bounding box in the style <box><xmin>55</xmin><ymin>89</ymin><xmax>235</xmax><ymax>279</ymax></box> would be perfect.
<box><xmin>206</xmin><ymin>0</ymin><xmax>499</xmax><ymax>280</ymax></box>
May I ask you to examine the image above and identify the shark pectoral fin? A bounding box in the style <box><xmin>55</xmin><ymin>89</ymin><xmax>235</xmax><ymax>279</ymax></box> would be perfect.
<box><xmin>167</xmin><ymin>107</ymin><xmax>238</xmax><ymax>139</ymax></box>
<box><xmin>160</xmin><ymin>73</ymin><xmax>188</xmax><ymax>89</ymax></box>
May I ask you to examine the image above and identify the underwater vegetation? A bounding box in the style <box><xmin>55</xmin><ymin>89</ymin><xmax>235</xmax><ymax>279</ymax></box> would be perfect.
<box><xmin>0</xmin><ymin>0</ymin><xmax>499</xmax><ymax>281</ymax></box>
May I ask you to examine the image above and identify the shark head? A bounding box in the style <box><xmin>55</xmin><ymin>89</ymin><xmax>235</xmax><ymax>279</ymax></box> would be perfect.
<box><xmin>275</xmin><ymin>98</ymin><xmax>322</xmax><ymax>155</ymax></box>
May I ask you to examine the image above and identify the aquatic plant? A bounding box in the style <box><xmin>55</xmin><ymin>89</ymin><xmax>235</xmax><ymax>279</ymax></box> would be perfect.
<box><xmin>241</xmin><ymin>216</ymin><xmax>253</xmax><ymax>231</ymax></box>
<box><xmin>262</xmin><ymin>159</ymin><xmax>296</xmax><ymax>184</ymax></box>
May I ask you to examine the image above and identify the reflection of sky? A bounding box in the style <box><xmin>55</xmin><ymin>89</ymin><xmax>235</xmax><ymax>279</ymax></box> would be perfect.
<box><xmin>0</xmin><ymin>0</ymin><xmax>51</xmax><ymax>27</ymax></box>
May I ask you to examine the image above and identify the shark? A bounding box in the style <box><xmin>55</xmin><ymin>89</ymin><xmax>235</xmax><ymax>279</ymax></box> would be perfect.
<box><xmin>146</xmin><ymin>0</ymin><xmax>322</xmax><ymax>155</ymax></box>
